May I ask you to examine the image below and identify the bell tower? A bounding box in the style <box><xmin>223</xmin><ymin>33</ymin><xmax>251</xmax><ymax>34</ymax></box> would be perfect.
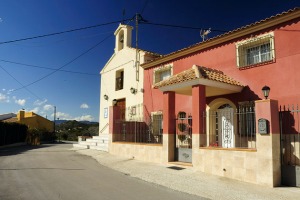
<box><xmin>114</xmin><ymin>24</ymin><xmax>133</xmax><ymax>53</ymax></box>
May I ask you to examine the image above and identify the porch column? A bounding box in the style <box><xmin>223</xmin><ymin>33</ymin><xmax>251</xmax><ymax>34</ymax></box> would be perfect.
<box><xmin>192</xmin><ymin>85</ymin><xmax>206</xmax><ymax>148</ymax></box>
<box><xmin>255</xmin><ymin>99</ymin><xmax>280</xmax><ymax>187</ymax></box>
<box><xmin>162</xmin><ymin>91</ymin><xmax>176</xmax><ymax>162</ymax></box>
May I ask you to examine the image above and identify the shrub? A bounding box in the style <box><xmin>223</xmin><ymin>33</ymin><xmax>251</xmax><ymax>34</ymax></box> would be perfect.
<box><xmin>0</xmin><ymin>122</ymin><xmax>27</xmax><ymax>146</ymax></box>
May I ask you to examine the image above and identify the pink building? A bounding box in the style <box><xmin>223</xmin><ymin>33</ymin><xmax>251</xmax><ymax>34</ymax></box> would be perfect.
<box><xmin>109</xmin><ymin>8</ymin><xmax>300</xmax><ymax>187</ymax></box>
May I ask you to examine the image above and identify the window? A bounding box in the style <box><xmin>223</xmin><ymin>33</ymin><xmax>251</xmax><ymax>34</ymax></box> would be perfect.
<box><xmin>236</xmin><ymin>33</ymin><xmax>275</xmax><ymax>67</ymax></box>
<box><xmin>115</xmin><ymin>69</ymin><xmax>124</xmax><ymax>91</ymax></box>
<box><xmin>152</xmin><ymin>113</ymin><xmax>163</xmax><ymax>136</ymax></box>
<box><xmin>117</xmin><ymin>30</ymin><xmax>124</xmax><ymax>51</ymax></box>
<box><xmin>150</xmin><ymin>112</ymin><xmax>163</xmax><ymax>143</ymax></box>
<box><xmin>153</xmin><ymin>64</ymin><xmax>173</xmax><ymax>84</ymax></box>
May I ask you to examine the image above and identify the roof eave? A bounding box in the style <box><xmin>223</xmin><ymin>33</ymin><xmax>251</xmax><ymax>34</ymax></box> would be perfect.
<box><xmin>141</xmin><ymin>8</ymin><xmax>300</xmax><ymax>69</ymax></box>
<box><xmin>158</xmin><ymin>79</ymin><xmax>244</xmax><ymax>92</ymax></box>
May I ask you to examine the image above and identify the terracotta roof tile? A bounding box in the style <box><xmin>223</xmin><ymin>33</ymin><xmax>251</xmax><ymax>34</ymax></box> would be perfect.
<box><xmin>153</xmin><ymin>65</ymin><xmax>244</xmax><ymax>89</ymax></box>
<box><xmin>2</xmin><ymin>117</ymin><xmax>18</xmax><ymax>123</ymax></box>
<box><xmin>128</xmin><ymin>47</ymin><xmax>162</xmax><ymax>57</ymax></box>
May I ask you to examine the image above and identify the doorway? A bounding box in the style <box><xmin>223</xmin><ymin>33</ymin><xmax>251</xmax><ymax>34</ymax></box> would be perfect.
<box><xmin>217</xmin><ymin>104</ymin><xmax>234</xmax><ymax>148</ymax></box>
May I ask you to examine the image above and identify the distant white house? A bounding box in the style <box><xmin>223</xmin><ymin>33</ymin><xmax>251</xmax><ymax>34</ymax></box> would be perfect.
<box><xmin>97</xmin><ymin>24</ymin><xmax>160</xmax><ymax>151</ymax></box>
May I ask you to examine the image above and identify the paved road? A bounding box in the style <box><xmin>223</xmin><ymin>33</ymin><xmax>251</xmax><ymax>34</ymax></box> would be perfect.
<box><xmin>0</xmin><ymin>143</ymin><xmax>206</xmax><ymax>200</ymax></box>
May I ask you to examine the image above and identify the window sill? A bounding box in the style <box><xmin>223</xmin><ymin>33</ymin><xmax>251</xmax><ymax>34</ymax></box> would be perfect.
<box><xmin>238</xmin><ymin>59</ymin><xmax>275</xmax><ymax>70</ymax></box>
<box><xmin>199</xmin><ymin>147</ymin><xmax>257</xmax><ymax>152</ymax></box>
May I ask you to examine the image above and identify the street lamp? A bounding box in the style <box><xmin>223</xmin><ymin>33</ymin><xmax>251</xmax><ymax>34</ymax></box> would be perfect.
<box><xmin>130</xmin><ymin>87</ymin><xmax>137</xmax><ymax>94</ymax></box>
<box><xmin>104</xmin><ymin>94</ymin><xmax>108</xmax><ymax>100</ymax></box>
<box><xmin>262</xmin><ymin>85</ymin><xmax>270</xmax><ymax>99</ymax></box>
<box><xmin>112</xmin><ymin>99</ymin><xmax>117</xmax><ymax>106</ymax></box>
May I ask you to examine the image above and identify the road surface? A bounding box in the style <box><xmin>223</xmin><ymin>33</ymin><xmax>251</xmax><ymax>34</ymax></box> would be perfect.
<box><xmin>0</xmin><ymin>143</ymin><xmax>206</xmax><ymax>200</ymax></box>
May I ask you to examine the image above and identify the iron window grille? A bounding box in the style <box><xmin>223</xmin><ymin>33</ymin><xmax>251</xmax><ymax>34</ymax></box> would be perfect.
<box><xmin>236</xmin><ymin>33</ymin><xmax>275</xmax><ymax>68</ymax></box>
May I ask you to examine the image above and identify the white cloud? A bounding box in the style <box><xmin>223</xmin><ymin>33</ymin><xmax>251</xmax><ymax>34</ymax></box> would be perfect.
<box><xmin>80</xmin><ymin>103</ymin><xmax>89</xmax><ymax>109</ymax></box>
<box><xmin>74</xmin><ymin>115</ymin><xmax>94</xmax><ymax>121</ymax></box>
<box><xmin>0</xmin><ymin>93</ymin><xmax>9</xmax><ymax>103</ymax></box>
<box><xmin>54</xmin><ymin>112</ymin><xmax>72</xmax><ymax>120</ymax></box>
<box><xmin>15</xmin><ymin>99</ymin><xmax>26</xmax><ymax>106</ymax></box>
<box><xmin>7</xmin><ymin>89</ymin><xmax>14</xmax><ymax>94</ymax></box>
<box><xmin>43</xmin><ymin>104</ymin><xmax>53</xmax><ymax>111</ymax></box>
<box><xmin>30</xmin><ymin>107</ymin><xmax>39</xmax><ymax>113</ymax></box>
<box><xmin>34</xmin><ymin>99</ymin><xmax>47</xmax><ymax>106</ymax></box>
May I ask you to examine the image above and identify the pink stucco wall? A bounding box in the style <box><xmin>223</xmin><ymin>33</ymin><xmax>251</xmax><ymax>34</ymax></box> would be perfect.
<box><xmin>143</xmin><ymin>19</ymin><xmax>300</xmax><ymax>115</ymax></box>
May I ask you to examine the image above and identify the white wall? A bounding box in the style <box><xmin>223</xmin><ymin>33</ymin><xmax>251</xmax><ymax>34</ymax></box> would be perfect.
<box><xmin>99</xmin><ymin>47</ymin><xmax>149</xmax><ymax>134</ymax></box>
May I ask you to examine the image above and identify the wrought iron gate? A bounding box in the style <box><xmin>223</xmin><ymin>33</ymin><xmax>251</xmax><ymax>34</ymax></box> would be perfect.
<box><xmin>175</xmin><ymin>113</ymin><xmax>192</xmax><ymax>163</ymax></box>
<box><xmin>279</xmin><ymin>105</ymin><xmax>300</xmax><ymax>187</ymax></box>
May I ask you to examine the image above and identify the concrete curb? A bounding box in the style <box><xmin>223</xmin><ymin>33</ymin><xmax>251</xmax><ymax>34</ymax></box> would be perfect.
<box><xmin>71</xmin><ymin>147</ymin><xmax>300</xmax><ymax>200</ymax></box>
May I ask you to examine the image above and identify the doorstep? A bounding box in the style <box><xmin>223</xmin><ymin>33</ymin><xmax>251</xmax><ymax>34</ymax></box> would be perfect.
<box><xmin>168</xmin><ymin>161</ymin><xmax>193</xmax><ymax>167</ymax></box>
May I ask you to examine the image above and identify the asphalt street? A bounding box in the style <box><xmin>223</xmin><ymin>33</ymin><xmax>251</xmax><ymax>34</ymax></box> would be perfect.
<box><xmin>0</xmin><ymin>143</ymin><xmax>205</xmax><ymax>200</ymax></box>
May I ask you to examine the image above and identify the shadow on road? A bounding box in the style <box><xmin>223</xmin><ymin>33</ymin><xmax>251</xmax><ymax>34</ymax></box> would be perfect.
<box><xmin>0</xmin><ymin>142</ymin><xmax>68</xmax><ymax>157</ymax></box>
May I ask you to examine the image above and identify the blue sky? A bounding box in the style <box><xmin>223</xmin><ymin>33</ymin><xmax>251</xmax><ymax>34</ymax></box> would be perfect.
<box><xmin>0</xmin><ymin>0</ymin><xmax>298</xmax><ymax>122</ymax></box>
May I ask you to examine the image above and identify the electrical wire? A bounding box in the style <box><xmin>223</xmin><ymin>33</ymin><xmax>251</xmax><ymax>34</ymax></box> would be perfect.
<box><xmin>0</xmin><ymin>59</ymin><xmax>99</xmax><ymax>76</ymax></box>
<box><xmin>2</xmin><ymin>15</ymin><xmax>226</xmax><ymax>93</ymax></box>
<box><xmin>0</xmin><ymin>18</ymin><xmax>132</xmax><ymax>45</ymax></box>
<box><xmin>140</xmin><ymin>21</ymin><xmax>228</xmax><ymax>33</ymax></box>
<box><xmin>140</xmin><ymin>0</ymin><xmax>149</xmax><ymax>15</ymax></box>
<box><xmin>0</xmin><ymin>64</ymin><xmax>42</xmax><ymax>100</ymax></box>
<box><xmin>12</xmin><ymin>34</ymin><xmax>111</xmax><ymax>92</ymax></box>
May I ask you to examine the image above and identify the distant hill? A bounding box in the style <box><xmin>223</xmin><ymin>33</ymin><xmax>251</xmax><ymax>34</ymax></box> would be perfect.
<box><xmin>55</xmin><ymin>120</ymin><xmax>67</xmax><ymax>125</ymax></box>
<box><xmin>79</xmin><ymin>121</ymin><xmax>99</xmax><ymax>125</ymax></box>
<box><xmin>55</xmin><ymin>120</ymin><xmax>99</xmax><ymax>141</ymax></box>
<box><xmin>55</xmin><ymin>120</ymin><xmax>98</xmax><ymax>125</ymax></box>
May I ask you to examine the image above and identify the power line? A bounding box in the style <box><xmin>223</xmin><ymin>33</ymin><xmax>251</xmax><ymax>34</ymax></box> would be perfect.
<box><xmin>140</xmin><ymin>21</ymin><xmax>228</xmax><ymax>33</ymax></box>
<box><xmin>0</xmin><ymin>18</ymin><xmax>132</xmax><ymax>45</ymax></box>
<box><xmin>12</xmin><ymin>34</ymin><xmax>112</xmax><ymax>92</ymax></box>
<box><xmin>0</xmin><ymin>59</ymin><xmax>99</xmax><ymax>76</ymax></box>
<box><xmin>0</xmin><ymin>64</ymin><xmax>42</xmax><ymax>100</ymax></box>
<box><xmin>140</xmin><ymin>0</ymin><xmax>149</xmax><ymax>14</ymax></box>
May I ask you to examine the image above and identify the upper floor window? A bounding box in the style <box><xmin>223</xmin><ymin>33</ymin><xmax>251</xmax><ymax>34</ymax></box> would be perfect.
<box><xmin>236</xmin><ymin>32</ymin><xmax>275</xmax><ymax>68</ymax></box>
<box><xmin>153</xmin><ymin>64</ymin><xmax>173</xmax><ymax>84</ymax></box>
<box><xmin>115</xmin><ymin>69</ymin><xmax>124</xmax><ymax>91</ymax></box>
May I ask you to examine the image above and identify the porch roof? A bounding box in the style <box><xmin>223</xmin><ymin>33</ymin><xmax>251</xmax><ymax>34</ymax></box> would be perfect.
<box><xmin>153</xmin><ymin>65</ymin><xmax>245</xmax><ymax>96</ymax></box>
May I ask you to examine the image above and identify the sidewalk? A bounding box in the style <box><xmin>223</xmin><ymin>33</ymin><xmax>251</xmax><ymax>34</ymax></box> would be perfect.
<box><xmin>71</xmin><ymin>147</ymin><xmax>300</xmax><ymax>200</ymax></box>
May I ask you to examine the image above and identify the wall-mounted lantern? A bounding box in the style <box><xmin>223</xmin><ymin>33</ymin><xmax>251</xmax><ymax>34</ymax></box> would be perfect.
<box><xmin>262</xmin><ymin>85</ymin><xmax>270</xmax><ymax>99</ymax></box>
<box><xmin>130</xmin><ymin>87</ymin><xmax>137</xmax><ymax>94</ymax></box>
<box><xmin>103</xmin><ymin>94</ymin><xmax>109</xmax><ymax>100</ymax></box>
<box><xmin>112</xmin><ymin>99</ymin><xmax>117</xmax><ymax>106</ymax></box>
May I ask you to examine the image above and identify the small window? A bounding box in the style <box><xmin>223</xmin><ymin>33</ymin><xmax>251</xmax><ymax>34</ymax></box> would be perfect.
<box><xmin>153</xmin><ymin>64</ymin><xmax>173</xmax><ymax>84</ymax></box>
<box><xmin>117</xmin><ymin>30</ymin><xmax>124</xmax><ymax>51</ymax></box>
<box><xmin>115</xmin><ymin>69</ymin><xmax>124</xmax><ymax>91</ymax></box>
<box><xmin>236</xmin><ymin>33</ymin><xmax>275</xmax><ymax>68</ymax></box>
<box><xmin>151</xmin><ymin>112</ymin><xmax>163</xmax><ymax>136</ymax></box>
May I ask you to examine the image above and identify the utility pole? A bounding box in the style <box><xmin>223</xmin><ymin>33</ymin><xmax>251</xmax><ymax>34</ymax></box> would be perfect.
<box><xmin>135</xmin><ymin>13</ymin><xmax>140</xmax><ymax>82</ymax></box>
<box><xmin>134</xmin><ymin>13</ymin><xmax>147</xmax><ymax>82</ymax></box>
<box><xmin>53</xmin><ymin>106</ymin><xmax>57</xmax><ymax>142</ymax></box>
